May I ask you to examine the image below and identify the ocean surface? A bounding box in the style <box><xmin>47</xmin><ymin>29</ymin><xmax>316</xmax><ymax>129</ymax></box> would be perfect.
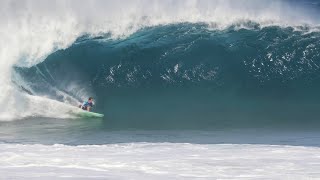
<box><xmin>1</xmin><ymin>0</ymin><xmax>320</xmax><ymax>179</ymax></box>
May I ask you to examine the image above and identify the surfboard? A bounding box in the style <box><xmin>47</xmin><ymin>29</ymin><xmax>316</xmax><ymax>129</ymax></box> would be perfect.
<box><xmin>74</xmin><ymin>111</ymin><xmax>104</xmax><ymax>118</ymax></box>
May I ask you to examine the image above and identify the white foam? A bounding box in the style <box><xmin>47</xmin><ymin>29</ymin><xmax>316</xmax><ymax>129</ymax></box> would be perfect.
<box><xmin>0</xmin><ymin>143</ymin><xmax>319</xmax><ymax>179</ymax></box>
<box><xmin>0</xmin><ymin>0</ymin><xmax>319</xmax><ymax>120</ymax></box>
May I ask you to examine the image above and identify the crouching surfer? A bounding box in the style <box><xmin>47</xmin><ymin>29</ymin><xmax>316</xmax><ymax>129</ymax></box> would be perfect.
<box><xmin>78</xmin><ymin>97</ymin><xmax>94</xmax><ymax>112</ymax></box>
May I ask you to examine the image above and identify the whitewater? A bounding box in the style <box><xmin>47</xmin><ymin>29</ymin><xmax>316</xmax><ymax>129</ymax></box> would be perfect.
<box><xmin>1</xmin><ymin>143</ymin><xmax>320</xmax><ymax>179</ymax></box>
<box><xmin>1</xmin><ymin>0</ymin><xmax>320</xmax><ymax>179</ymax></box>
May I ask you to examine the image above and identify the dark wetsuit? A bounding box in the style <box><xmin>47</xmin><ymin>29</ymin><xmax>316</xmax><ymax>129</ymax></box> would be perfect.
<box><xmin>81</xmin><ymin>101</ymin><xmax>93</xmax><ymax>110</ymax></box>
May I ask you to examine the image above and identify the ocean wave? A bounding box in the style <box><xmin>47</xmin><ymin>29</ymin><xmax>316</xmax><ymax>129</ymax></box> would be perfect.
<box><xmin>1</xmin><ymin>0</ymin><xmax>320</xmax><ymax>120</ymax></box>
<box><xmin>12</xmin><ymin>24</ymin><xmax>320</xmax><ymax>127</ymax></box>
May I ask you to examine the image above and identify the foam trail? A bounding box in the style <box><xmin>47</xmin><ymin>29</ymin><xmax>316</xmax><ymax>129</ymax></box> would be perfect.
<box><xmin>0</xmin><ymin>0</ymin><xmax>318</xmax><ymax>120</ymax></box>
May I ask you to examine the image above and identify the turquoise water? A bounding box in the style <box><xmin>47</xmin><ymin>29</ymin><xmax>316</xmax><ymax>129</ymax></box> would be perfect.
<box><xmin>16</xmin><ymin>25</ymin><xmax>320</xmax><ymax>129</ymax></box>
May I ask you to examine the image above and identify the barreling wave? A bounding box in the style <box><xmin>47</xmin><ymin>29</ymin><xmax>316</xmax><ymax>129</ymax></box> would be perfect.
<box><xmin>1</xmin><ymin>0</ymin><xmax>320</xmax><ymax>126</ymax></box>
<box><xmin>15</xmin><ymin>23</ymin><xmax>320</xmax><ymax>129</ymax></box>
<box><xmin>18</xmin><ymin>24</ymin><xmax>320</xmax><ymax>87</ymax></box>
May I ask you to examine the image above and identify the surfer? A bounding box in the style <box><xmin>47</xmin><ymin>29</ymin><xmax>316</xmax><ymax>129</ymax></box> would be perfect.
<box><xmin>79</xmin><ymin>97</ymin><xmax>94</xmax><ymax>111</ymax></box>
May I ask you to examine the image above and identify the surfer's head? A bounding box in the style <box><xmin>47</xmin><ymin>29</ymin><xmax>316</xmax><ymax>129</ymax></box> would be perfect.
<box><xmin>88</xmin><ymin>97</ymin><xmax>93</xmax><ymax>103</ymax></box>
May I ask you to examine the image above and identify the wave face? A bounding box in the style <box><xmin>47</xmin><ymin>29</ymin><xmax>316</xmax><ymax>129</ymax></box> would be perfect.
<box><xmin>1</xmin><ymin>0</ymin><xmax>320</xmax><ymax>127</ymax></box>
<box><xmin>16</xmin><ymin>23</ymin><xmax>320</xmax><ymax>129</ymax></box>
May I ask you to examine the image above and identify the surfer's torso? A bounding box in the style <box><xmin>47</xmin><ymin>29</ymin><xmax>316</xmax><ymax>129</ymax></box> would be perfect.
<box><xmin>81</xmin><ymin>101</ymin><xmax>93</xmax><ymax>110</ymax></box>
